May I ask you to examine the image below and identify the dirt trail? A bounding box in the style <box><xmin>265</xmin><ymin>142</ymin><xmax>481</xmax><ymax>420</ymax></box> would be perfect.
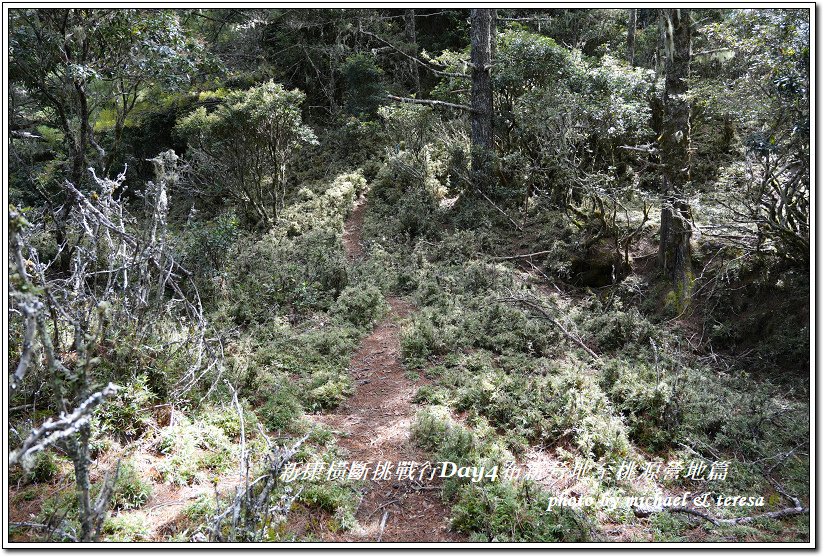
<box><xmin>342</xmin><ymin>194</ymin><xmax>366</xmax><ymax>260</ymax></box>
<box><xmin>298</xmin><ymin>194</ymin><xmax>464</xmax><ymax>542</ymax></box>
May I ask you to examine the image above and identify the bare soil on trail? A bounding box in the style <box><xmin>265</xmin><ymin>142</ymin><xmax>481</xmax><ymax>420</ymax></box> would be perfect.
<box><xmin>342</xmin><ymin>194</ymin><xmax>366</xmax><ymax>260</ymax></box>
<box><xmin>304</xmin><ymin>298</ymin><xmax>464</xmax><ymax>542</ymax></box>
<box><xmin>293</xmin><ymin>196</ymin><xmax>465</xmax><ymax>542</ymax></box>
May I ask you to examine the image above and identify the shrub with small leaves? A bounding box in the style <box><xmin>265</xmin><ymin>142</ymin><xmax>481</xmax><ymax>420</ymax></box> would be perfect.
<box><xmin>305</xmin><ymin>371</ymin><xmax>353</xmax><ymax>410</ymax></box>
<box><xmin>25</xmin><ymin>450</ymin><xmax>59</xmax><ymax>484</ymax></box>
<box><xmin>110</xmin><ymin>459</ymin><xmax>152</xmax><ymax>511</ymax></box>
<box><xmin>330</xmin><ymin>283</ymin><xmax>388</xmax><ymax>328</ymax></box>
<box><xmin>94</xmin><ymin>374</ymin><xmax>155</xmax><ymax>442</ymax></box>
<box><xmin>451</xmin><ymin>481</ymin><xmax>589</xmax><ymax>542</ymax></box>
<box><xmin>261</xmin><ymin>387</ymin><xmax>304</xmax><ymax>431</ymax></box>
<box><xmin>102</xmin><ymin>513</ymin><xmax>152</xmax><ymax>542</ymax></box>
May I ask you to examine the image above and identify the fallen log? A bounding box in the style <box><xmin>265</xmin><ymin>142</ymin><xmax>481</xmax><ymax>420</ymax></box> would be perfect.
<box><xmin>666</xmin><ymin>504</ymin><xmax>807</xmax><ymax>526</ymax></box>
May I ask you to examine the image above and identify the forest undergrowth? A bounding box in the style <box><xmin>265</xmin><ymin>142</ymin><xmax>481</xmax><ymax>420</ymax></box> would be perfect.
<box><xmin>8</xmin><ymin>7</ymin><xmax>809</xmax><ymax>544</ymax></box>
<box><xmin>12</xmin><ymin>154</ymin><xmax>808</xmax><ymax>542</ymax></box>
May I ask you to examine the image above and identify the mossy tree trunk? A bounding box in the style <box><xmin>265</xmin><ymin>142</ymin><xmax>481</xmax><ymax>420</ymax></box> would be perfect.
<box><xmin>627</xmin><ymin>8</ymin><xmax>637</xmax><ymax>66</ymax></box>
<box><xmin>658</xmin><ymin>8</ymin><xmax>693</xmax><ymax>308</ymax></box>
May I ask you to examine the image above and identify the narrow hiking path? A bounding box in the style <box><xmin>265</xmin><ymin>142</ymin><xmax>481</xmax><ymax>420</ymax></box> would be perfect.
<box><xmin>342</xmin><ymin>194</ymin><xmax>366</xmax><ymax>260</ymax></box>
<box><xmin>299</xmin><ymin>193</ymin><xmax>464</xmax><ymax>542</ymax></box>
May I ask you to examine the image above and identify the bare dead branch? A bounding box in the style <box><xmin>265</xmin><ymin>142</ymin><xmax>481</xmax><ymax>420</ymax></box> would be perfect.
<box><xmin>493</xmin><ymin>250</ymin><xmax>553</xmax><ymax>261</ymax></box>
<box><xmin>387</xmin><ymin>94</ymin><xmax>472</xmax><ymax>112</ymax></box>
<box><xmin>209</xmin><ymin>433</ymin><xmax>308</xmax><ymax>542</ymax></box>
<box><xmin>668</xmin><ymin>503</ymin><xmax>807</xmax><ymax>526</ymax></box>
<box><xmin>498</xmin><ymin>296</ymin><xmax>600</xmax><ymax>360</ymax></box>
<box><xmin>360</xmin><ymin>28</ymin><xmax>468</xmax><ymax>79</ymax></box>
<box><xmin>9</xmin><ymin>522</ymin><xmax>78</xmax><ymax>542</ymax></box>
<box><xmin>9</xmin><ymin>383</ymin><xmax>119</xmax><ymax>469</ymax></box>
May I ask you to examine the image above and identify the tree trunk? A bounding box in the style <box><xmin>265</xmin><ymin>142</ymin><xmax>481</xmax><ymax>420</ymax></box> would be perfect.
<box><xmin>627</xmin><ymin>9</ymin><xmax>637</xmax><ymax>66</ymax></box>
<box><xmin>404</xmin><ymin>9</ymin><xmax>420</xmax><ymax>95</ymax></box>
<box><xmin>470</xmin><ymin>8</ymin><xmax>494</xmax><ymax>191</ymax></box>
<box><xmin>58</xmin><ymin>9</ymin><xmax>92</xmax><ymax>272</ymax></box>
<box><xmin>658</xmin><ymin>8</ymin><xmax>693</xmax><ymax>309</ymax></box>
<box><xmin>655</xmin><ymin>13</ymin><xmax>666</xmax><ymax>78</ymax></box>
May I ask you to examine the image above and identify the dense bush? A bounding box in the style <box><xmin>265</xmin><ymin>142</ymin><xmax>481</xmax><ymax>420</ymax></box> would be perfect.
<box><xmin>411</xmin><ymin>406</ymin><xmax>588</xmax><ymax>541</ymax></box>
<box><xmin>331</xmin><ymin>284</ymin><xmax>388</xmax><ymax>328</ymax></box>
<box><xmin>494</xmin><ymin>29</ymin><xmax>658</xmax><ymax>206</ymax></box>
<box><xmin>221</xmin><ymin>170</ymin><xmax>372</xmax><ymax>325</ymax></box>
<box><xmin>110</xmin><ymin>460</ymin><xmax>153</xmax><ymax>511</ymax></box>
<box><xmin>702</xmin><ymin>256</ymin><xmax>810</xmax><ymax>376</ymax></box>
<box><xmin>94</xmin><ymin>375</ymin><xmax>155</xmax><ymax>443</ymax></box>
<box><xmin>342</xmin><ymin>53</ymin><xmax>386</xmax><ymax>118</ymax></box>
<box><xmin>177</xmin><ymin>211</ymin><xmax>241</xmax><ymax>294</ymax></box>
<box><xmin>176</xmin><ymin>80</ymin><xmax>317</xmax><ymax>229</ymax></box>
<box><xmin>451</xmin><ymin>481</ymin><xmax>589</xmax><ymax>542</ymax></box>
<box><xmin>225</xmin><ymin>229</ymin><xmax>347</xmax><ymax>324</ymax></box>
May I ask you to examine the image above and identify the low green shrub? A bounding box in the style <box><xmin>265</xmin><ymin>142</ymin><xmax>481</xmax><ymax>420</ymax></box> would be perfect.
<box><xmin>649</xmin><ymin>510</ymin><xmax>689</xmax><ymax>542</ymax></box>
<box><xmin>420</xmin><ymin>230</ymin><xmax>483</xmax><ymax>266</ymax></box>
<box><xmin>412</xmin><ymin>406</ymin><xmax>588</xmax><ymax>542</ymax></box>
<box><xmin>365</xmin><ymin>147</ymin><xmax>444</xmax><ymax>244</ymax></box>
<box><xmin>451</xmin><ymin>481</ymin><xmax>589</xmax><ymax>542</ymax></box>
<box><xmin>199</xmin><ymin>403</ymin><xmax>260</xmax><ymax>440</ymax></box>
<box><xmin>411</xmin><ymin>406</ymin><xmax>512</xmax><ymax>472</ymax></box>
<box><xmin>305</xmin><ymin>371</ymin><xmax>353</xmax><ymax>410</ymax></box>
<box><xmin>544</xmin><ymin>366</ymin><xmax>630</xmax><ymax>460</ymax></box>
<box><xmin>297</xmin><ymin>327</ymin><xmax>360</xmax><ymax>364</ymax></box>
<box><xmin>178</xmin><ymin>211</ymin><xmax>241</xmax><ymax>294</ymax></box>
<box><xmin>110</xmin><ymin>459</ymin><xmax>153</xmax><ymax>511</ymax></box>
<box><xmin>37</xmin><ymin>489</ymin><xmax>79</xmax><ymax>526</ymax></box>
<box><xmin>678</xmin><ymin>368</ymin><xmax>809</xmax><ymax>464</ymax></box>
<box><xmin>349</xmin><ymin>246</ymin><xmax>408</xmax><ymax>294</ymax></box>
<box><xmin>156</xmin><ymin>425</ymin><xmax>201</xmax><ymax>486</ymax></box>
<box><xmin>94</xmin><ymin>374</ymin><xmax>155</xmax><ymax>442</ymax></box>
<box><xmin>600</xmin><ymin>357</ymin><xmax>674</xmax><ymax>450</ymax></box>
<box><xmin>401</xmin><ymin>291</ymin><xmax>562</xmax><ymax>368</ymax></box>
<box><xmin>298</xmin><ymin>483</ymin><xmax>359</xmax><ymax>532</ymax></box>
<box><xmin>464</xmin><ymin>302</ymin><xmax>556</xmax><ymax>356</ymax></box>
<box><xmin>330</xmin><ymin>283</ymin><xmax>388</xmax><ymax>328</ymax></box>
<box><xmin>25</xmin><ymin>451</ymin><xmax>59</xmax><ymax>484</ymax></box>
<box><xmin>426</xmin><ymin>351</ymin><xmax>630</xmax><ymax>462</ymax></box>
<box><xmin>401</xmin><ymin>308</ymin><xmax>460</xmax><ymax>367</ymax></box>
<box><xmin>199</xmin><ymin>433</ymin><xmax>234</xmax><ymax>473</ymax></box>
<box><xmin>156</xmin><ymin>416</ymin><xmax>235</xmax><ymax>485</ymax></box>
<box><xmin>102</xmin><ymin>513</ymin><xmax>152</xmax><ymax>542</ymax></box>
<box><xmin>573</xmin><ymin>298</ymin><xmax>659</xmax><ymax>353</ymax></box>
<box><xmin>260</xmin><ymin>387</ymin><xmax>304</xmax><ymax>431</ymax></box>
<box><xmin>412</xmin><ymin>385</ymin><xmax>451</xmax><ymax>405</ymax></box>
